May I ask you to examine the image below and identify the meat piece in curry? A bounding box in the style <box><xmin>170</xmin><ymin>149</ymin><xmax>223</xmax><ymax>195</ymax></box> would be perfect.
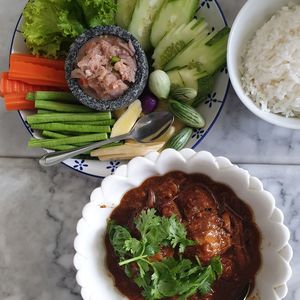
<box><xmin>105</xmin><ymin>172</ymin><xmax>261</xmax><ymax>300</ymax></box>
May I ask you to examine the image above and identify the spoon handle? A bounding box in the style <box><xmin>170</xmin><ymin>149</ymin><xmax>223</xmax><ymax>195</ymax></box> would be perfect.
<box><xmin>39</xmin><ymin>133</ymin><xmax>130</xmax><ymax>167</ymax></box>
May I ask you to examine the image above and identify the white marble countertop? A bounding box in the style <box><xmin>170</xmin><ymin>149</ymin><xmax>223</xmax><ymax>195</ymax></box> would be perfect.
<box><xmin>0</xmin><ymin>0</ymin><xmax>299</xmax><ymax>299</ymax></box>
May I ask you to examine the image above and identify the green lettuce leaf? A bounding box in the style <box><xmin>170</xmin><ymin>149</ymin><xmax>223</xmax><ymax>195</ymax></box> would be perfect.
<box><xmin>76</xmin><ymin>0</ymin><xmax>117</xmax><ymax>27</ymax></box>
<box><xmin>22</xmin><ymin>0</ymin><xmax>85</xmax><ymax>58</ymax></box>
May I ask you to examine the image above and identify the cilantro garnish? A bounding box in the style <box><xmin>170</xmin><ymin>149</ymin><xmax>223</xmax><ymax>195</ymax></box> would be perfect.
<box><xmin>111</xmin><ymin>55</ymin><xmax>121</xmax><ymax>64</ymax></box>
<box><xmin>107</xmin><ymin>209</ymin><xmax>223</xmax><ymax>300</ymax></box>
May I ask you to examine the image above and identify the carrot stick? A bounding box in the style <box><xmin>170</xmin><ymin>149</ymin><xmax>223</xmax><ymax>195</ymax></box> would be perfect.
<box><xmin>4</xmin><ymin>94</ymin><xmax>28</xmax><ymax>103</ymax></box>
<box><xmin>4</xmin><ymin>94</ymin><xmax>35</xmax><ymax>110</ymax></box>
<box><xmin>0</xmin><ymin>72</ymin><xmax>54</xmax><ymax>96</ymax></box>
<box><xmin>5</xmin><ymin>101</ymin><xmax>36</xmax><ymax>111</ymax></box>
<box><xmin>0</xmin><ymin>72</ymin><xmax>7</xmax><ymax>96</ymax></box>
<box><xmin>10</xmin><ymin>53</ymin><xmax>65</xmax><ymax>70</ymax></box>
<box><xmin>9</xmin><ymin>67</ymin><xmax>68</xmax><ymax>88</ymax></box>
<box><xmin>10</xmin><ymin>61</ymin><xmax>67</xmax><ymax>83</ymax></box>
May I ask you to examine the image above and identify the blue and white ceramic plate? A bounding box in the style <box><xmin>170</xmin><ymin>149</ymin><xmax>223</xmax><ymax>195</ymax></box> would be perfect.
<box><xmin>11</xmin><ymin>0</ymin><xmax>229</xmax><ymax>178</ymax></box>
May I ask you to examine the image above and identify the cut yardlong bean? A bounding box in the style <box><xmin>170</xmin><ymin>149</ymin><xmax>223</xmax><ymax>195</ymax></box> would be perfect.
<box><xmin>27</xmin><ymin>112</ymin><xmax>112</xmax><ymax>124</ymax></box>
<box><xmin>66</xmin><ymin>119</ymin><xmax>116</xmax><ymax>126</ymax></box>
<box><xmin>45</xmin><ymin>145</ymin><xmax>86</xmax><ymax>151</ymax></box>
<box><xmin>26</xmin><ymin>92</ymin><xmax>35</xmax><ymax>101</ymax></box>
<box><xmin>31</xmin><ymin>122</ymin><xmax>111</xmax><ymax>133</ymax></box>
<box><xmin>35</xmin><ymin>100</ymin><xmax>93</xmax><ymax>113</ymax></box>
<box><xmin>42</xmin><ymin>131</ymin><xmax>68</xmax><ymax>139</ymax></box>
<box><xmin>38</xmin><ymin>110</ymin><xmax>54</xmax><ymax>114</ymax></box>
<box><xmin>28</xmin><ymin>133</ymin><xmax>108</xmax><ymax>148</ymax></box>
<box><xmin>36</xmin><ymin>116</ymin><xmax>115</xmax><ymax>126</ymax></box>
<box><xmin>43</xmin><ymin>142</ymin><xmax>123</xmax><ymax>150</ymax></box>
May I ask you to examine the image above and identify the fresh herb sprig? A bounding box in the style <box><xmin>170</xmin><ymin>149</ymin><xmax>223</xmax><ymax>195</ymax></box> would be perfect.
<box><xmin>107</xmin><ymin>209</ymin><xmax>223</xmax><ymax>300</ymax></box>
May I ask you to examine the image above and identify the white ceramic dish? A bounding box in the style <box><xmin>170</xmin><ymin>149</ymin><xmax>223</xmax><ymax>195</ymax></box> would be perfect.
<box><xmin>10</xmin><ymin>0</ymin><xmax>229</xmax><ymax>178</ymax></box>
<box><xmin>227</xmin><ymin>0</ymin><xmax>300</xmax><ymax>129</ymax></box>
<box><xmin>74</xmin><ymin>149</ymin><xmax>292</xmax><ymax>300</ymax></box>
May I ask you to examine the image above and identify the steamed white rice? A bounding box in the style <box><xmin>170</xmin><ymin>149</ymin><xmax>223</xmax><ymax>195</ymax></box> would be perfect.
<box><xmin>241</xmin><ymin>3</ymin><xmax>300</xmax><ymax>117</ymax></box>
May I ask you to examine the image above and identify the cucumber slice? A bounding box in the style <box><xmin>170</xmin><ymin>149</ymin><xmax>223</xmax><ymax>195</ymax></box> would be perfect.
<box><xmin>152</xmin><ymin>18</ymin><xmax>208</xmax><ymax>70</ymax></box>
<box><xmin>192</xmin><ymin>72</ymin><xmax>215</xmax><ymax>107</ymax></box>
<box><xmin>128</xmin><ymin>0</ymin><xmax>165</xmax><ymax>51</ymax></box>
<box><xmin>150</xmin><ymin>0</ymin><xmax>198</xmax><ymax>47</ymax></box>
<box><xmin>168</xmin><ymin>67</ymin><xmax>215</xmax><ymax>105</ymax></box>
<box><xmin>167</xmin><ymin>68</ymin><xmax>185</xmax><ymax>89</ymax></box>
<box><xmin>165</xmin><ymin>27</ymin><xmax>230</xmax><ymax>75</ymax></box>
<box><xmin>168</xmin><ymin>67</ymin><xmax>202</xmax><ymax>90</ymax></box>
<box><xmin>115</xmin><ymin>0</ymin><xmax>137</xmax><ymax>29</ymax></box>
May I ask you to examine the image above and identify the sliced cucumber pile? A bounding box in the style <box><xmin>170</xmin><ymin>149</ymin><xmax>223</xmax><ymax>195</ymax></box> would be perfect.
<box><xmin>165</xmin><ymin>27</ymin><xmax>230</xmax><ymax>75</ymax></box>
<box><xmin>152</xmin><ymin>18</ymin><xmax>208</xmax><ymax>70</ymax></box>
<box><xmin>150</xmin><ymin>0</ymin><xmax>198</xmax><ymax>47</ymax></box>
<box><xmin>115</xmin><ymin>0</ymin><xmax>137</xmax><ymax>29</ymax></box>
<box><xmin>128</xmin><ymin>0</ymin><xmax>165</xmax><ymax>51</ymax></box>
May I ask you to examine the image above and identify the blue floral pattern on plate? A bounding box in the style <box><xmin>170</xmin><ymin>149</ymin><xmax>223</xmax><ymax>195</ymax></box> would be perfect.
<box><xmin>200</xmin><ymin>0</ymin><xmax>213</xmax><ymax>9</ymax></box>
<box><xmin>205</xmin><ymin>92</ymin><xmax>223</xmax><ymax>108</ymax></box>
<box><xmin>192</xmin><ymin>129</ymin><xmax>205</xmax><ymax>140</ymax></box>
<box><xmin>73</xmin><ymin>160</ymin><xmax>88</xmax><ymax>171</ymax></box>
<box><xmin>106</xmin><ymin>161</ymin><xmax>120</xmax><ymax>174</ymax></box>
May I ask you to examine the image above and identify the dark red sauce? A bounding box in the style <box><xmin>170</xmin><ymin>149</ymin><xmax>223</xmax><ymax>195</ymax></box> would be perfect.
<box><xmin>105</xmin><ymin>172</ymin><xmax>262</xmax><ymax>300</ymax></box>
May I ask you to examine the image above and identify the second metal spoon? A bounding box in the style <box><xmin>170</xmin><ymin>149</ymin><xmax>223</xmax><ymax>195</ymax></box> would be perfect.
<box><xmin>39</xmin><ymin>111</ymin><xmax>174</xmax><ymax>167</ymax></box>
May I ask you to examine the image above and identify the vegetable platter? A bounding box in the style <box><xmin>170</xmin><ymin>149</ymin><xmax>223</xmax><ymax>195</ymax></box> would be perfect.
<box><xmin>9</xmin><ymin>0</ymin><xmax>229</xmax><ymax>178</ymax></box>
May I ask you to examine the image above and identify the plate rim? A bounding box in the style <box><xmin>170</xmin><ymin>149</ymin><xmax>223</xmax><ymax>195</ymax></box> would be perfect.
<box><xmin>10</xmin><ymin>0</ymin><xmax>230</xmax><ymax>179</ymax></box>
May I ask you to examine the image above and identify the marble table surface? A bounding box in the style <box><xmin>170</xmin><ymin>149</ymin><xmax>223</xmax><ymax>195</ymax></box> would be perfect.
<box><xmin>0</xmin><ymin>0</ymin><xmax>299</xmax><ymax>299</ymax></box>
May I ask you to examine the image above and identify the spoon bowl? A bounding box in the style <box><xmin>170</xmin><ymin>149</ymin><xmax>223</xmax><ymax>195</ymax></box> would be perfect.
<box><xmin>39</xmin><ymin>111</ymin><xmax>174</xmax><ymax>167</ymax></box>
<box><xmin>132</xmin><ymin>111</ymin><xmax>174</xmax><ymax>143</ymax></box>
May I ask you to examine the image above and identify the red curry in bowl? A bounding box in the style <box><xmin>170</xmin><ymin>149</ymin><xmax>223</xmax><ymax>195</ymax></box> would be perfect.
<box><xmin>106</xmin><ymin>171</ymin><xmax>261</xmax><ymax>300</ymax></box>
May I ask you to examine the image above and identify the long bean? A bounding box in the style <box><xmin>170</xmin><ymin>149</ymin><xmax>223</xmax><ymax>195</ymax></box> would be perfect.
<box><xmin>66</xmin><ymin>119</ymin><xmax>116</xmax><ymax>126</ymax></box>
<box><xmin>37</xmin><ymin>110</ymin><xmax>54</xmax><ymax>114</ymax></box>
<box><xmin>43</xmin><ymin>141</ymin><xmax>123</xmax><ymax>151</ymax></box>
<box><xmin>42</xmin><ymin>131</ymin><xmax>68</xmax><ymax>139</ymax></box>
<box><xmin>34</xmin><ymin>91</ymin><xmax>76</xmax><ymax>102</ymax></box>
<box><xmin>28</xmin><ymin>133</ymin><xmax>108</xmax><ymax>148</ymax></box>
<box><xmin>26</xmin><ymin>92</ymin><xmax>35</xmax><ymax>101</ymax></box>
<box><xmin>31</xmin><ymin>123</ymin><xmax>111</xmax><ymax>133</ymax></box>
<box><xmin>27</xmin><ymin>112</ymin><xmax>111</xmax><ymax>124</ymax></box>
<box><xmin>35</xmin><ymin>100</ymin><xmax>93</xmax><ymax>113</ymax></box>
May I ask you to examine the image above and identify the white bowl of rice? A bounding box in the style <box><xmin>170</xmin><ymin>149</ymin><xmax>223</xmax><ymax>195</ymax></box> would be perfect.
<box><xmin>228</xmin><ymin>0</ymin><xmax>300</xmax><ymax>129</ymax></box>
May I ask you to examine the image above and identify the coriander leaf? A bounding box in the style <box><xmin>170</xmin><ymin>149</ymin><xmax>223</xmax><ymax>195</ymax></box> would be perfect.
<box><xmin>135</xmin><ymin>209</ymin><xmax>169</xmax><ymax>254</ymax></box>
<box><xmin>135</xmin><ymin>209</ymin><xmax>161</xmax><ymax>238</ymax></box>
<box><xmin>124</xmin><ymin>238</ymin><xmax>142</xmax><ymax>256</ymax></box>
<box><xmin>166</xmin><ymin>215</ymin><xmax>195</xmax><ymax>252</ymax></box>
<box><xmin>211</xmin><ymin>256</ymin><xmax>223</xmax><ymax>278</ymax></box>
<box><xmin>136</xmin><ymin>260</ymin><xmax>150</xmax><ymax>279</ymax></box>
<box><xmin>124</xmin><ymin>264</ymin><xmax>132</xmax><ymax>278</ymax></box>
<box><xmin>111</xmin><ymin>55</ymin><xmax>121</xmax><ymax>64</ymax></box>
<box><xmin>152</xmin><ymin>261</ymin><xmax>178</xmax><ymax>297</ymax></box>
<box><xmin>107</xmin><ymin>220</ymin><xmax>132</xmax><ymax>257</ymax></box>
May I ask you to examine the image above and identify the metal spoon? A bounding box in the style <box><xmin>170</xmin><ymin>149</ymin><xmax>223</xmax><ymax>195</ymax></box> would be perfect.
<box><xmin>39</xmin><ymin>111</ymin><xmax>174</xmax><ymax>167</ymax></box>
<box><xmin>239</xmin><ymin>283</ymin><xmax>251</xmax><ymax>300</ymax></box>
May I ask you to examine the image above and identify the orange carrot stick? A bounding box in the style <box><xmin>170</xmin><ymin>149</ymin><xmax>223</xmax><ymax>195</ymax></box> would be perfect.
<box><xmin>0</xmin><ymin>72</ymin><xmax>60</xmax><ymax>96</ymax></box>
<box><xmin>9</xmin><ymin>61</ymin><xmax>68</xmax><ymax>88</ymax></box>
<box><xmin>4</xmin><ymin>95</ymin><xmax>35</xmax><ymax>110</ymax></box>
<box><xmin>10</xmin><ymin>53</ymin><xmax>65</xmax><ymax>70</ymax></box>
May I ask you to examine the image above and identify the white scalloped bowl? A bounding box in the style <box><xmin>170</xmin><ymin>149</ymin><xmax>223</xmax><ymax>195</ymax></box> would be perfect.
<box><xmin>74</xmin><ymin>149</ymin><xmax>292</xmax><ymax>300</ymax></box>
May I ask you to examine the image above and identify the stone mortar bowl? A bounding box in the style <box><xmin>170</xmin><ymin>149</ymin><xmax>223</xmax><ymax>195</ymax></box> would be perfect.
<box><xmin>65</xmin><ymin>25</ymin><xmax>149</xmax><ymax>111</ymax></box>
